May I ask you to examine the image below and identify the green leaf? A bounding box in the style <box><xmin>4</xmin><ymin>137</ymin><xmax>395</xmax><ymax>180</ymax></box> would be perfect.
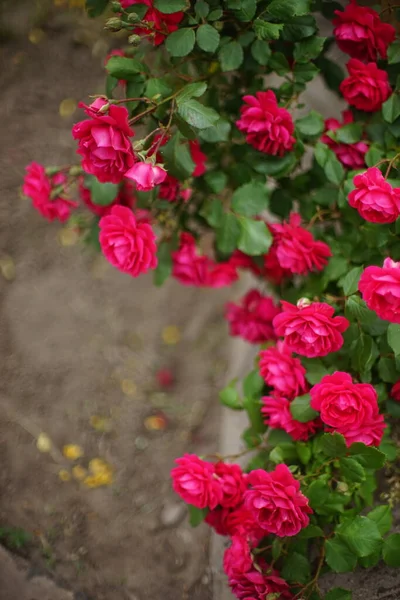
<box><xmin>387</xmin><ymin>323</ymin><xmax>400</xmax><ymax>356</ymax></box>
<box><xmin>294</xmin><ymin>62</ymin><xmax>319</xmax><ymax>83</ymax></box>
<box><xmin>351</xmin><ymin>332</ymin><xmax>378</xmax><ymax>376</ymax></box>
<box><xmin>251</xmin><ymin>39</ymin><xmax>271</xmax><ymax>65</ymax></box>
<box><xmin>378</xmin><ymin>357</ymin><xmax>399</xmax><ymax>383</ymax></box>
<box><xmin>383</xmin><ymin>533</ymin><xmax>400</xmax><ymax>567</ymax></box>
<box><xmin>145</xmin><ymin>77</ymin><xmax>172</xmax><ymax>99</ymax></box>
<box><xmin>338</xmin><ymin>516</ymin><xmax>382</xmax><ymax>558</ymax></box>
<box><xmin>242</xmin><ymin>370</ymin><xmax>264</xmax><ymax>398</ymax></box>
<box><xmin>339</xmin><ymin>457</ymin><xmax>366</xmax><ymax>483</ymax></box>
<box><xmin>237</xmin><ymin>217</ymin><xmax>272</xmax><ymax>256</ymax></box>
<box><xmin>243</xmin><ymin>395</ymin><xmax>265</xmax><ymax>434</ymax></box>
<box><xmin>368</xmin><ymin>505</ymin><xmax>393</xmax><ymax>535</ymax></box>
<box><xmin>89</xmin><ymin>178</ymin><xmax>119</xmax><ymax>206</ymax></box>
<box><xmin>105</xmin><ymin>75</ymin><xmax>118</xmax><ymax>97</ymax></box>
<box><xmin>296</xmin><ymin>111</ymin><xmax>324</xmax><ymax>137</ymax></box>
<box><xmin>325</xmin><ymin>589</ymin><xmax>352</xmax><ymax>600</ymax></box>
<box><xmin>298</xmin><ymin>524</ymin><xmax>324</xmax><ymax>539</ymax></box>
<box><xmin>166</xmin><ymin>28</ymin><xmax>196</xmax><ymax>57</ymax></box>
<box><xmin>314</xmin><ymin>143</ymin><xmax>344</xmax><ymax>184</ymax></box>
<box><xmin>178</xmin><ymin>100</ymin><xmax>219</xmax><ymax>129</ymax></box>
<box><xmin>154</xmin><ymin>241</ymin><xmax>173</xmax><ymax>286</ymax></box>
<box><xmin>200</xmin><ymin>198</ymin><xmax>224</xmax><ymax>227</ymax></box>
<box><xmin>320</xmin><ymin>433</ymin><xmax>347</xmax><ymax>458</ymax></box>
<box><xmin>267</xmin><ymin>0</ymin><xmax>310</xmax><ymax>19</ymax></box>
<box><xmin>219</xmin><ymin>40</ymin><xmax>244</xmax><ymax>71</ymax></box>
<box><xmin>195</xmin><ymin>0</ymin><xmax>209</xmax><ymax>18</ymax></box>
<box><xmin>204</xmin><ymin>171</ymin><xmax>227</xmax><ymax>194</ymax></box>
<box><xmin>269</xmin><ymin>442</ymin><xmax>298</xmax><ymax>464</ymax></box>
<box><xmin>196</xmin><ymin>24</ymin><xmax>220</xmax><ymax>53</ymax></box>
<box><xmin>154</xmin><ymin>0</ymin><xmax>186</xmax><ymax>12</ymax></box>
<box><xmin>382</xmin><ymin>94</ymin><xmax>400</xmax><ymax>124</ymax></box>
<box><xmin>176</xmin><ymin>82</ymin><xmax>207</xmax><ymax>105</ymax></box>
<box><xmin>341</xmin><ymin>266</ymin><xmax>363</xmax><ymax>296</ymax></box>
<box><xmin>253</xmin><ymin>153</ymin><xmax>297</xmax><ymax>177</ymax></box>
<box><xmin>199</xmin><ymin>118</ymin><xmax>231</xmax><ymax>142</ymax></box>
<box><xmin>269</xmin><ymin>52</ymin><xmax>290</xmax><ymax>75</ymax></box>
<box><xmin>161</xmin><ymin>133</ymin><xmax>195</xmax><ymax>179</ymax></box>
<box><xmin>302</xmin><ymin>358</ymin><xmax>330</xmax><ymax>385</ymax></box>
<box><xmin>388</xmin><ymin>40</ymin><xmax>400</xmax><ymax>64</ymax></box>
<box><xmin>294</xmin><ymin>36</ymin><xmax>326</xmax><ymax>62</ymax></box>
<box><xmin>349</xmin><ymin>443</ymin><xmax>386</xmax><ymax>469</ymax></box>
<box><xmin>216</xmin><ymin>213</ymin><xmax>241</xmax><ymax>254</ymax></box>
<box><xmin>208</xmin><ymin>8</ymin><xmax>223</xmax><ymax>20</ymax></box>
<box><xmin>290</xmin><ymin>393</ymin><xmax>318</xmax><ymax>423</ymax></box>
<box><xmin>232</xmin><ymin>182</ymin><xmax>269</xmax><ymax>217</ymax></box>
<box><xmin>335</xmin><ymin>123</ymin><xmax>363</xmax><ymax>144</ymax></box>
<box><xmin>105</xmin><ymin>56</ymin><xmax>143</xmax><ymax>79</ymax></box>
<box><xmin>86</xmin><ymin>0</ymin><xmax>108</xmax><ymax>17</ymax></box>
<box><xmin>227</xmin><ymin>0</ymin><xmax>257</xmax><ymax>21</ymax></box>
<box><xmin>282</xmin><ymin>552</ymin><xmax>310</xmax><ymax>584</ymax></box>
<box><xmin>188</xmin><ymin>505</ymin><xmax>208</xmax><ymax>527</ymax></box>
<box><xmin>219</xmin><ymin>380</ymin><xmax>243</xmax><ymax>410</ymax></box>
<box><xmin>306</xmin><ymin>479</ymin><xmax>329</xmax><ymax>511</ymax></box>
<box><xmin>253</xmin><ymin>19</ymin><xmax>284</xmax><ymax>41</ymax></box>
<box><xmin>325</xmin><ymin>537</ymin><xmax>358</xmax><ymax>573</ymax></box>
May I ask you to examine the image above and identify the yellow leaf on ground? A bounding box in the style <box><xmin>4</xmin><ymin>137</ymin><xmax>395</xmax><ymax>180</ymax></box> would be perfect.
<box><xmin>59</xmin><ymin>469</ymin><xmax>71</xmax><ymax>482</ymax></box>
<box><xmin>162</xmin><ymin>325</ymin><xmax>181</xmax><ymax>345</ymax></box>
<box><xmin>59</xmin><ymin>98</ymin><xmax>77</xmax><ymax>118</ymax></box>
<box><xmin>28</xmin><ymin>29</ymin><xmax>45</xmax><ymax>45</ymax></box>
<box><xmin>84</xmin><ymin>458</ymin><xmax>114</xmax><ymax>487</ymax></box>
<box><xmin>63</xmin><ymin>444</ymin><xmax>84</xmax><ymax>461</ymax></box>
<box><xmin>72</xmin><ymin>465</ymin><xmax>87</xmax><ymax>481</ymax></box>
<box><xmin>121</xmin><ymin>379</ymin><xmax>137</xmax><ymax>397</ymax></box>
<box><xmin>90</xmin><ymin>415</ymin><xmax>112</xmax><ymax>433</ymax></box>
<box><xmin>36</xmin><ymin>433</ymin><xmax>52</xmax><ymax>453</ymax></box>
<box><xmin>0</xmin><ymin>257</ymin><xmax>16</xmax><ymax>281</ymax></box>
<box><xmin>144</xmin><ymin>414</ymin><xmax>167</xmax><ymax>431</ymax></box>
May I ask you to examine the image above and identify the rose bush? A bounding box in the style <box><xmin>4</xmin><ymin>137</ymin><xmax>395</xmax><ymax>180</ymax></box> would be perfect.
<box><xmin>22</xmin><ymin>0</ymin><xmax>400</xmax><ymax>597</ymax></box>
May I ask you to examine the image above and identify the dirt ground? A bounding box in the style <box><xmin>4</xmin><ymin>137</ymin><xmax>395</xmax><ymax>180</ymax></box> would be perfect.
<box><xmin>0</xmin><ymin>6</ymin><xmax>233</xmax><ymax>599</ymax></box>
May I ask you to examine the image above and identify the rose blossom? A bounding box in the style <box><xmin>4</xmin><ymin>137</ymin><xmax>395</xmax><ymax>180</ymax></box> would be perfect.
<box><xmin>359</xmin><ymin>258</ymin><xmax>400</xmax><ymax>323</ymax></box>
<box><xmin>270</xmin><ymin>213</ymin><xmax>331</xmax><ymax>275</ymax></box>
<box><xmin>189</xmin><ymin>140</ymin><xmax>207</xmax><ymax>177</ymax></box>
<box><xmin>120</xmin><ymin>0</ymin><xmax>184</xmax><ymax>46</ymax></box>
<box><xmin>244</xmin><ymin>464</ymin><xmax>312</xmax><ymax>537</ymax></box>
<box><xmin>172</xmin><ymin>233</ymin><xmax>238</xmax><ymax>288</ymax></box>
<box><xmin>259</xmin><ymin>341</ymin><xmax>308</xmax><ymax>399</ymax></box>
<box><xmin>72</xmin><ymin>98</ymin><xmax>136</xmax><ymax>183</ymax></box>
<box><xmin>22</xmin><ymin>163</ymin><xmax>77</xmax><ymax>222</ymax></box>
<box><xmin>236</xmin><ymin>90</ymin><xmax>295</xmax><ymax>156</ymax></box>
<box><xmin>125</xmin><ymin>161</ymin><xmax>167</xmax><ymax>191</ymax></box>
<box><xmin>321</xmin><ymin>110</ymin><xmax>368</xmax><ymax>169</ymax></box>
<box><xmin>225</xmin><ymin>289</ymin><xmax>281</xmax><ymax>344</ymax></box>
<box><xmin>391</xmin><ymin>380</ymin><xmax>400</xmax><ymax>401</ymax></box>
<box><xmin>333</xmin><ymin>0</ymin><xmax>395</xmax><ymax>62</ymax></box>
<box><xmin>226</xmin><ymin>556</ymin><xmax>293</xmax><ymax>600</ymax></box>
<box><xmin>349</xmin><ymin>167</ymin><xmax>400</xmax><ymax>224</ymax></box>
<box><xmin>99</xmin><ymin>205</ymin><xmax>157</xmax><ymax>277</ymax></box>
<box><xmin>340</xmin><ymin>59</ymin><xmax>391</xmax><ymax>112</ymax></box>
<box><xmin>310</xmin><ymin>371</ymin><xmax>385</xmax><ymax>446</ymax></box>
<box><xmin>273</xmin><ymin>301</ymin><xmax>349</xmax><ymax>358</ymax></box>
<box><xmin>262</xmin><ymin>395</ymin><xmax>322</xmax><ymax>441</ymax></box>
<box><xmin>171</xmin><ymin>454</ymin><xmax>222</xmax><ymax>510</ymax></box>
<box><xmin>214</xmin><ymin>463</ymin><xmax>247</xmax><ymax>508</ymax></box>
<box><xmin>223</xmin><ymin>537</ymin><xmax>253</xmax><ymax>578</ymax></box>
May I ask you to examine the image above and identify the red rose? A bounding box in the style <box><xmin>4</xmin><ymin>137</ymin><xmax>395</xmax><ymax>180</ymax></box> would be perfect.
<box><xmin>340</xmin><ymin>59</ymin><xmax>391</xmax><ymax>112</ymax></box>
<box><xmin>391</xmin><ymin>380</ymin><xmax>400</xmax><ymax>401</ymax></box>
<box><xmin>310</xmin><ymin>371</ymin><xmax>385</xmax><ymax>446</ymax></box>
<box><xmin>22</xmin><ymin>163</ymin><xmax>77</xmax><ymax>222</ymax></box>
<box><xmin>333</xmin><ymin>0</ymin><xmax>395</xmax><ymax>62</ymax></box>
<box><xmin>99</xmin><ymin>205</ymin><xmax>157</xmax><ymax>277</ymax></box>
<box><xmin>120</xmin><ymin>0</ymin><xmax>184</xmax><ymax>46</ymax></box>
<box><xmin>321</xmin><ymin>110</ymin><xmax>368</xmax><ymax>169</ymax></box>
<box><xmin>273</xmin><ymin>300</ymin><xmax>349</xmax><ymax>358</ymax></box>
<box><xmin>171</xmin><ymin>454</ymin><xmax>222</xmax><ymax>510</ymax></box>
<box><xmin>72</xmin><ymin>99</ymin><xmax>136</xmax><ymax>184</ymax></box>
<box><xmin>359</xmin><ymin>257</ymin><xmax>400</xmax><ymax>323</ymax></box>
<box><xmin>259</xmin><ymin>341</ymin><xmax>308</xmax><ymax>399</ymax></box>
<box><xmin>262</xmin><ymin>395</ymin><xmax>322</xmax><ymax>441</ymax></box>
<box><xmin>225</xmin><ymin>289</ymin><xmax>281</xmax><ymax>344</ymax></box>
<box><xmin>223</xmin><ymin>537</ymin><xmax>253</xmax><ymax>579</ymax></box>
<box><xmin>214</xmin><ymin>462</ymin><xmax>247</xmax><ymax>508</ymax></box>
<box><xmin>349</xmin><ymin>167</ymin><xmax>400</xmax><ymax>224</ymax></box>
<box><xmin>227</xmin><ymin>558</ymin><xmax>293</xmax><ymax>600</ymax></box>
<box><xmin>244</xmin><ymin>464</ymin><xmax>312</xmax><ymax>537</ymax></box>
<box><xmin>172</xmin><ymin>233</ymin><xmax>238</xmax><ymax>288</ymax></box>
<box><xmin>270</xmin><ymin>213</ymin><xmax>331</xmax><ymax>276</ymax></box>
<box><xmin>189</xmin><ymin>140</ymin><xmax>207</xmax><ymax>177</ymax></box>
<box><xmin>125</xmin><ymin>161</ymin><xmax>167</xmax><ymax>191</ymax></box>
<box><xmin>236</xmin><ymin>90</ymin><xmax>295</xmax><ymax>156</ymax></box>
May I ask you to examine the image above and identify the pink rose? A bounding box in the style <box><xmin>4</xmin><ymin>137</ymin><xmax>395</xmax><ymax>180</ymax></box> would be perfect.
<box><xmin>340</xmin><ymin>59</ymin><xmax>391</xmax><ymax>112</ymax></box>
<box><xmin>359</xmin><ymin>257</ymin><xmax>400</xmax><ymax>323</ymax></box>
<box><xmin>310</xmin><ymin>371</ymin><xmax>385</xmax><ymax>446</ymax></box>
<box><xmin>225</xmin><ymin>289</ymin><xmax>281</xmax><ymax>344</ymax></box>
<box><xmin>270</xmin><ymin>213</ymin><xmax>331</xmax><ymax>275</ymax></box>
<box><xmin>259</xmin><ymin>341</ymin><xmax>308</xmax><ymax>399</ymax></box>
<box><xmin>321</xmin><ymin>110</ymin><xmax>368</xmax><ymax>169</ymax></box>
<box><xmin>214</xmin><ymin>463</ymin><xmax>247</xmax><ymax>508</ymax></box>
<box><xmin>273</xmin><ymin>301</ymin><xmax>349</xmax><ymax>358</ymax></box>
<box><xmin>22</xmin><ymin>162</ymin><xmax>77</xmax><ymax>222</ymax></box>
<box><xmin>171</xmin><ymin>453</ymin><xmax>222</xmax><ymax>509</ymax></box>
<box><xmin>121</xmin><ymin>0</ymin><xmax>184</xmax><ymax>46</ymax></box>
<box><xmin>224</xmin><ymin>504</ymin><xmax>264</xmax><ymax>544</ymax></box>
<box><xmin>172</xmin><ymin>233</ymin><xmax>238</xmax><ymax>288</ymax></box>
<box><xmin>391</xmin><ymin>380</ymin><xmax>400</xmax><ymax>401</ymax></box>
<box><xmin>125</xmin><ymin>161</ymin><xmax>167</xmax><ymax>191</ymax></box>
<box><xmin>236</xmin><ymin>90</ymin><xmax>295</xmax><ymax>156</ymax></box>
<box><xmin>244</xmin><ymin>464</ymin><xmax>312</xmax><ymax>536</ymax></box>
<box><xmin>223</xmin><ymin>537</ymin><xmax>253</xmax><ymax>579</ymax></box>
<box><xmin>189</xmin><ymin>140</ymin><xmax>207</xmax><ymax>177</ymax></box>
<box><xmin>205</xmin><ymin>507</ymin><xmax>231</xmax><ymax>536</ymax></box>
<box><xmin>156</xmin><ymin>368</ymin><xmax>174</xmax><ymax>389</ymax></box>
<box><xmin>72</xmin><ymin>99</ymin><xmax>136</xmax><ymax>183</ymax></box>
<box><xmin>262</xmin><ymin>395</ymin><xmax>322</xmax><ymax>442</ymax></box>
<box><xmin>99</xmin><ymin>205</ymin><xmax>157</xmax><ymax>277</ymax></box>
<box><xmin>333</xmin><ymin>0</ymin><xmax>395</xmax><ymax>62</ymax></box>
<box><xmin>226</xmin><ymin>556</ymin><xmax>293</xmax><ymax>600</ymax></box>
<box><xmin>349</xmin><ymin>167</ymin><xmax>400</xmax><ymax>224</ymax></box>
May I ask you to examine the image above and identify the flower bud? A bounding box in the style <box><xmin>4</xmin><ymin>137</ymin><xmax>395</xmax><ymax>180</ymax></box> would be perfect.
<box><xmin>297</xmin><ymin>297</ymin><xmax>312</xmax><ymax>309</ymax></box>
<box><xmin>128</xmin><ymin>34</ymin><xmax>142</xmax><ymax>46</ymax></box>
<box><xmin>111</xmin><ymin>1</ymin><xmax>122</xmax><ymax>11</ymax></box>
<box><xmin>127</xmin><ymin>12</ymin><xmax>139</xmax><ymax>23</ymax></box>
<box><xmin>105</xmin><ymin>17</ymin><xmax>123</xmax><ymax>32</ymax></box>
